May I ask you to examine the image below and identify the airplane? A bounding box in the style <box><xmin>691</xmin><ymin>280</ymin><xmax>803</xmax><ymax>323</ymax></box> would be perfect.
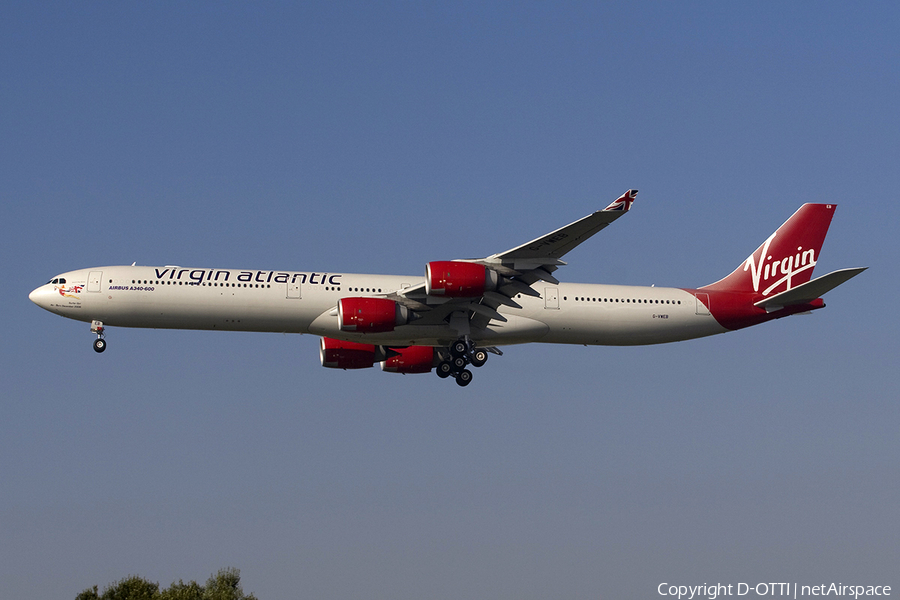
<box><xmin>29</xmin><ymin>190</ymin><xmax>866</xmax><ymax>386</ymax></box>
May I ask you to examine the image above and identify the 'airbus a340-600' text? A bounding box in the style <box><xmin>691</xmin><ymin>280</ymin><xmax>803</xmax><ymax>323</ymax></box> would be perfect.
<box><xmin>30</xmin><ymin>190</ymin><xmax>866</xmax><ymax>387</ymax></box>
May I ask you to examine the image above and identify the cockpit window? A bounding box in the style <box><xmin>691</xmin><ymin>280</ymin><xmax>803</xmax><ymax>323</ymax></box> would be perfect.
<box><xmin>48</xmin><ymin>278</ymin><xmax>66</xmax><ymax>284</ymax></box>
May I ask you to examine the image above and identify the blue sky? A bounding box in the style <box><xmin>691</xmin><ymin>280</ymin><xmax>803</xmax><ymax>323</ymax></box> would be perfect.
<box><xmin>2</xmin><ymin>2</ymin><xmax>898</xmax><ymax>598</ymax></box>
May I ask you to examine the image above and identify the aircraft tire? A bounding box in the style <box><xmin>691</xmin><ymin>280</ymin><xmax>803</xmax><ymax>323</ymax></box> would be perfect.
<box><xmin>450</xmin><ymin>339</ymin><xmax>468</xmax><ymax>358</ymax></box>
<box><xmin>455</xmin><ymin>369</ymin><xmax>473</xmax><ymax>387</ymax></box>
<box><xmin>93</xmin><ymin>338</ymin><xmax>106</xmax><ymax>353</ymax></box>
<box><xmin>436</xmin><ymin>361</ymin><xmax>453</xmax><ymax>378</ymax></box>
<box><xmin>470</xmin><ymin>349</ymin><xmax>488</xmax><ymax>367</ymax></box>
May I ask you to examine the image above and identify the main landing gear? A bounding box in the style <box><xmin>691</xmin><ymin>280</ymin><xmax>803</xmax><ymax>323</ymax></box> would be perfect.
<box><xmin>91</xmin><ymin>320</ymin><xmax>106</xmax><ymax>353</ymax></box>
<box><xmin>436</xmin><ymin>337</ymin><xmax>489</xmax><ymax>387</ymax></box>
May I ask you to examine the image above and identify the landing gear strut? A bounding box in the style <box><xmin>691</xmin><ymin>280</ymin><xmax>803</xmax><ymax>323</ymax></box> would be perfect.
<box><xmin>437</xmin><ymin>336</ymin><xmax>488</xmax><ymax>387</ymax></box>
<box><xmin>91</xmin><ymin>320</ymin><xmax>106</xmax><ymax>353</ymax></box>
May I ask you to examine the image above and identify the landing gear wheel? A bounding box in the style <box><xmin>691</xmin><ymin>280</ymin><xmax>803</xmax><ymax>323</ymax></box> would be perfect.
<box><xmin>452</xmin><ymin>356</ymin><xmax>468</xmax><ymax>371</ymax></box>
<box><xmin>93</xmin><ymin>338</ymin><xmax>106</xmax><ymax>353</ymax></box>
<box><xmin>450</xmin><ymin>339</ymin><xmax>469</xmax><ymax>358</ymax></box>
<box><xmin>436</xmin><ymin>361</ymin><xmax>453</xmax><ymax>379</ymax></box>
<box><xmin>470</xmin><ymin>349</ymin><xmax>488</xmax><ymax>368</ymax></box>
<box><xmin>455</xmin><ymin>369</ymin><xmax>473</xmax><ymax>387</ymax></box>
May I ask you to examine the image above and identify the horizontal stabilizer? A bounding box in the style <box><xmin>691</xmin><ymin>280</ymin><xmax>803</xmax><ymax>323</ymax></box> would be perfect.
<box><xmin>754</xmin><ymin>267</ymin><xmax>867</xmax><ymax>312</ymax></box>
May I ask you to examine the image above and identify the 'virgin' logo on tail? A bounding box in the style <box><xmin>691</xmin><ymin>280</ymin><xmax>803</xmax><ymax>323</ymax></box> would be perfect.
<box><xmin>743</xmin><ymin>232</ymin><xmax>817</xmax><ymax>296</ymax></box>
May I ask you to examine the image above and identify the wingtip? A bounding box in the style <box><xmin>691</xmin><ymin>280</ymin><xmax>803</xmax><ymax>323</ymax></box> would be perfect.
<box><xmin>602</xmin><ymin>189</ymin><xmax>638</xmax><ymax>212</ymax></box>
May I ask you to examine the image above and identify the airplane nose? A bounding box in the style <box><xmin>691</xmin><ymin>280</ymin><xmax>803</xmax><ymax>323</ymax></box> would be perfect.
<box><xmin>29</xmin><ymin>286</ymin><xmax>51</xmax><ymax>308</ymax></box>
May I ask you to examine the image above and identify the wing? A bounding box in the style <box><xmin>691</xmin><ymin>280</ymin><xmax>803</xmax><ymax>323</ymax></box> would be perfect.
<box><xmin>477</xmin><ymin>188</ymin><xmax>638</xmax><ymax>274</ymax></box>
<box><xmin>393</xmin><ymin>190</ymin><xmax>638</xmax><ymax>334</ymax></box>
<box><xmin>486</xmin><ymin>188</ymin><xmax>638</xmax><ymax>265</ymax></box>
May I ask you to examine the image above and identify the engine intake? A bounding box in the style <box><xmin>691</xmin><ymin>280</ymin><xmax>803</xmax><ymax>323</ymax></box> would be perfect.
<box><xmin>338</xmin><ymin>297</ymin><xmax>409</xmax><ymax>333</ymax></box>
<box><xmin>425</xmin><ymin>261</ymin><xmax>498</xmax><ymax>297</ymax></box>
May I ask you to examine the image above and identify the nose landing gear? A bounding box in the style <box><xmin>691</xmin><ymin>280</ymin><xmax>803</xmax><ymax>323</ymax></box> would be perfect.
<box><xmin>91</xmin><ymin>320</ymin><xmax>106</xmax><ymax>353</ymax></box>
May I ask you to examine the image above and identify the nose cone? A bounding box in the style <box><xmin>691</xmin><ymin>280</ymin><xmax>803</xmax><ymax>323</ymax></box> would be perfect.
<box><xmin>29</xmin><ymin>285</ymin><xmax>53</xmax><ymax>310</ymax></box>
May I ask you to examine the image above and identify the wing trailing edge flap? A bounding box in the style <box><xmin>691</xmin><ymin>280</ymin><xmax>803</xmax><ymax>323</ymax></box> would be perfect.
<box><xmin>483</xmin><ymin>290</ymin><xmax>522</xmax><ymax>309</ymax></box>
<box><xmin>753</xmin><ymin>267</ymin><xmax>867</xmax><ymax>312</ymax></box>
<box><xmin>467</xmin><ymin>302</ymin><xmax>507</xmax><ymax>322</ymax></box>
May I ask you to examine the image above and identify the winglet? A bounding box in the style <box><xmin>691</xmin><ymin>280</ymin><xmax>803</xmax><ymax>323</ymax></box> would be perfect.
<box><xmin>603</xmin><ymin>189</ymin><xmax>638</xmax><ymax>212</ymax></box>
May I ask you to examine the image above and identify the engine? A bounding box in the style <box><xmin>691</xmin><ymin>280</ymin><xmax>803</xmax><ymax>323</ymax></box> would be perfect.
<box><xmin>381</xmin><ymin>346</ymin><xmax>437</xmax><ymax>374</ymax></box>
<box><xmin>425</xmin><ymin>261</ymin><xmax>499</xmax><ymax>297</ymax></box>
<box><xmin>338</xmin><ymin>297</ymin><xmax>409</xmax><ymax>333</ymax></box>
<box><xmin>319</xmin><ymin>337</ymin><xmax>378</xmax><ymax>370</ymax></box>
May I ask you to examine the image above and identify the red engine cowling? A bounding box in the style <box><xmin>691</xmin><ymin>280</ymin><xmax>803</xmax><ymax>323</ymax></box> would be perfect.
<box><xmin>338</xmin><ymin>297</ymin><xmax>408</xmax><ymax>333</ymax></box>
<box><xmin>425</xmin><ymin>261</ymin><xmax>498</xmax><ymax>297</ymax></box>
<box><xmin>320</xmin><ymin>337</ymin><xmax>377</xmax><ymax>370</ymax></box>
<box><xmin>381</xmin><ymin>346</ymin><xmax>436</xmax><ymax>374</ymax></box>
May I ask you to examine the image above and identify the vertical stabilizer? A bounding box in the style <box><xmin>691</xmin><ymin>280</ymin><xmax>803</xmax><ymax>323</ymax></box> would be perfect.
<box><xmin>701</xmin><ymin>204</ymin><xmax>836</xmax><ymax>297</ymax></box>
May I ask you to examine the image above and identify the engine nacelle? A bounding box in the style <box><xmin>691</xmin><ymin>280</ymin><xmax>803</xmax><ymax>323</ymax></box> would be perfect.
<box><xmin>381</xmin><ymin>346</ymin><xmax>436</xmax><ymax>374</ymax></box>
<box><xmin>338</xmin><ymin>297</ymin><xmax>409</xmax><ymax>333</ymax></box>
<box><xmin>425</xmin><ymin>261</ymin><xmax>498</xmax><ymax>297</ymax></box>
<box><xmin>320</xmin><ymin>337</ymin><xmax>377</xmax><ymax>370</ymax></box>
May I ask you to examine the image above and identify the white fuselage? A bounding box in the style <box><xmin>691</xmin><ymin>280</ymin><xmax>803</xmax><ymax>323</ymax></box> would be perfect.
<box><xmin>29</xmin><ymin>265</ymin><xmax>727</xmax><ymax>347</ymax></box>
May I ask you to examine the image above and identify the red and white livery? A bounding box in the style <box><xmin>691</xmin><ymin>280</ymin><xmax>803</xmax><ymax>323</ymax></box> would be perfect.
<box><xmin>29</xmin><ymin>190</ymin><xmax>865</xmax><ymax>386</ymax></box>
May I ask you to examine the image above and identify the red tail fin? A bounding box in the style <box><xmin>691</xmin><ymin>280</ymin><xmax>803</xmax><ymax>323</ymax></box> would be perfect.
<box><xmin>701</xmin><ymin>204</ymin><xmax>836</xmax><ymax>297</ymax></box>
